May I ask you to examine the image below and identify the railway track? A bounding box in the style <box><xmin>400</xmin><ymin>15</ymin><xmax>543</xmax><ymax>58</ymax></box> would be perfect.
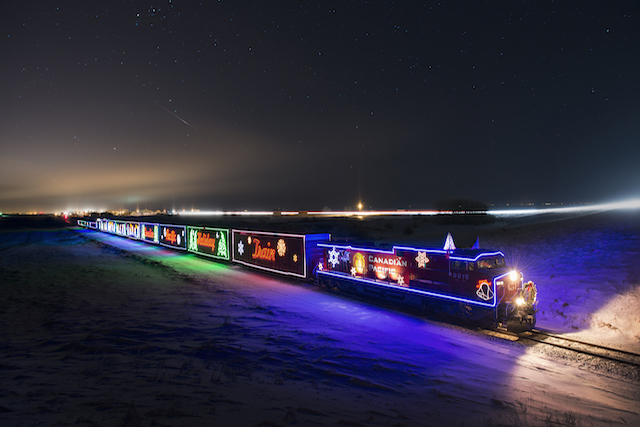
<box><xmin>503</xmin><ymin>329</ymin><xmax>640</xmax><ymax>367</ymax></box>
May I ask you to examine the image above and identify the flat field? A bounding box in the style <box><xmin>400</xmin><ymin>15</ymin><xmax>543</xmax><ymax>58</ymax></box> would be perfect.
<box><xmin>0</xmin><ymin>211</ymin><xmax>638</xmax><ymax>426</ymax></box>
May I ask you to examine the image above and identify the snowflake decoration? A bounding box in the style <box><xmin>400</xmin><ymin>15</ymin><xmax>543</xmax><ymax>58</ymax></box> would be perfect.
<box><xmin>277</xmin><ymin>239</ymin><xmax>286</xmax><ymax>257</ymax></box>
<box><xmin>293</xmin><ymin>254</ymin><xmax>298</xmax><ymax>263</ymax></box>
<box><xmin>238</xmin><ymin>240</ymin><xmax>245</xmax><ymax>256</ymax></box>
<box><xmin>327</xmin><ymin>247</ymin><xmax>340</xmax><ymax>268</ymax></box>
<box><xmin>415</xmin><ymin>251</ymin><xmax>429</xmax><ymax>268</ymax></box>
<box><xmin>350</xmin><ymin>267</ymin><xmax>357</xmax><ymax>276</ymax></box>
<box><xmin>397</xmin><ymin>275</ymin><xmax>405</xmax><ymax>285</ymax></box>
<box><xmin>317</xmin><ymin>262</ymin><xmax>323</xmax><ymax>271</ymax></box>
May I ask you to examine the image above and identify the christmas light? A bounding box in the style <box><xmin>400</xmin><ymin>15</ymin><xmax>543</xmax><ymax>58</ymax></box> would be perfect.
<box><xmin>186</xmin><ymin>226</ymin><xmax>230</xmax><ymax>260</ymax></box>
<box><xmin>327</xmin><ymin>247</ymin><xmax>340</xmax><ymax>268</ymax></box>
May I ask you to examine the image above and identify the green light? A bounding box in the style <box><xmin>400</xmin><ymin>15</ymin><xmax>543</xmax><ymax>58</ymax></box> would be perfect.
<box><xmin>188</xmin><ymin>229</ymin><xmax>198</xmax><ymax>252</ymax></box>
<box><xmin>217</xmin><ymin>231</ymin><xmax>228</xmax><ymax>258</ymax></box>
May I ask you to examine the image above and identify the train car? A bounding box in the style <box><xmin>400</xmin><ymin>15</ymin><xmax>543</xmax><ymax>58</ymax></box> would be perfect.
<box><xmin>76</xmin><ymin>219</ymin><xmax>97</xmax><ymax>229</ymax></box>
<box><xmin>157</xmin><ymin>224</ymin><xmax>187</xmax><ymax>250</ymax></box>
<box><xmin>95</xmin><ymin>218</ymin><xmax>140</xmax><ymax>240</ymax></box>
<box><xmin>314</xmin><ymin>236</ymin><xmax>537</xmax><ymax>331</ymax></box>
<box><xmin>187</xmin><ymin>226</ymin><xmax>230</xmax><ymax>261</ymax></box>
<box><xmin>231</xmin><ymin>229</ymin><xmax>330</xmax><ymax>278</ymax></box>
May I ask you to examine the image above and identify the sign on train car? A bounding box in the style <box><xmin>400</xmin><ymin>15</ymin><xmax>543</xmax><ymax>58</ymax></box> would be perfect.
<box><xmin>232</xmin><ymin>230</ymin><xmax>329</xmax><ymax>278</ymax></box>
<box><xmin>124</xmin><ymin>221</ymin><xmax>140</xmax><ymax>239</ymax></box>
<box><xmin>158</xmin><ymin>224</ymin><xmax>187</xmax><ymax>250</ymax></box>
<box><xmin>141</xmin><ymin>223</ymin><xmax>160</xmax><ymax>244</ymax></box>
<box><xmin>187</xmin><ymin>226</ymin><xmax>230</xmax><ymax>260</ymax></box>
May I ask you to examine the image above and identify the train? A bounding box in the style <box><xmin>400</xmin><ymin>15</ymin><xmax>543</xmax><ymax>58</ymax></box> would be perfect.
<box><xmin>76</xmin><ymin>218</ymin><xmax>538</xmax><ymax>332</ymax></box>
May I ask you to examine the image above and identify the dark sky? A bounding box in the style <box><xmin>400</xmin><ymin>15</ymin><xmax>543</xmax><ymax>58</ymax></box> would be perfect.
<box><xmin>2</xmin><ymin>1</ymin><xmax>639</xmax><ymax>213</ymax></box>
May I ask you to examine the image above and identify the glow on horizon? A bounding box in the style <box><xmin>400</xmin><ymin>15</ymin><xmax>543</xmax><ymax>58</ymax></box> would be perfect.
<box><xmin>487</xmin><ymin>198</ymin><xmax>640</xmax><ymax>216</ymax></box>
<box><xmin>170</xmin><ymin>198</ymin><xmax>640</xmax><ymax>217</ymax></box>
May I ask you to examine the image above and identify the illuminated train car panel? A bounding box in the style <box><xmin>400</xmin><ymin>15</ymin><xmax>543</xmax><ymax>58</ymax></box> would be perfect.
<box><xmin>141</xmin><ymin>223</ymin><xmax>160</xmax><ymax>244</ymax></box>
<box><xmin>232</xmin><ymin>230</ymin><xmax>330</xmax><ymax>278</ymax></box>
<box><xmin>94</xmin><ymin>219</ymin><xmax>140</xmax><ymax>240</ymax></box>
<box><xmin>187</xmin><ymin>226</ymin><xmax>230</xmax><ymax>261</ymax></box>
<box><xmin>158</xmin><ymin>224</ymin><xmax>187</xmax><ymax>250</ymax></box>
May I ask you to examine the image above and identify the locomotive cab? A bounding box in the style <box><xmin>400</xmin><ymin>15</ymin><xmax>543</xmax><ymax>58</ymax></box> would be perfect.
<box><xmin>469</xmin><ymin>253</ymin><xmax>537</xmax><ymax>332</ymax></box>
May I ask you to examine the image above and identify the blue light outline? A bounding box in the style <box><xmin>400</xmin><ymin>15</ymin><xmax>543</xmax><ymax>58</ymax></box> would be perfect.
<box><xmin>317</xmin><ymin>270</ymin><xmax>497</xmax><ymax>308</ymax></box>
<box><xmin>317</xmin><ymin>243</ymin><xmax>504</xmax><ymax>262</ymax></box>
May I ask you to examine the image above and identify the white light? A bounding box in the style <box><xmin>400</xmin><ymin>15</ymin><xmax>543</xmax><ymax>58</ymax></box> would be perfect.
<box><xmin>509</xmin><ymin>270</ymin><xmax>519</xmax><ymax>281</ymax></box>
<box><xmin>489</xmin><ymin>198</ymin><xmax>640</xmax><ymax>216</ymax></box>
<box><xmin>515</xmin><ymin>297</ymin><xmax>526</xmax><ymax>306</ymax></box>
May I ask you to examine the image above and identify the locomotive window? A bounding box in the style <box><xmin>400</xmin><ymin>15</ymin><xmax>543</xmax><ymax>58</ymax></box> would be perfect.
<box><xmin>452</xmin><ymin>261</ymin><xmax>471</xmax><ymax>270</ymax></box>
<box><xmin>476</xmin><ymin>256</ymin><xmax>505</xmax><ymax>269</ymax></box>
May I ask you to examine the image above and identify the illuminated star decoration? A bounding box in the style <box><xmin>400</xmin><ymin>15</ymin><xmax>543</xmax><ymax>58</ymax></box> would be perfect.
<box><xmin>397</xmin><ymin>275</ymin><xmax>405</xmax><ymax>285</ymax></box>
<box><xmin>277</xmin><ymin>239</ymin><xmax>286</xmax><ymax>257</ymax></box>
<box><xmin>293</xmin><ymin>254</ymin><xmax>298</xmax><ymax>263</ymax></box>
<box><xmin>317</xmin><ymin>262</ymin><xmax>324</xmax><ymax>271</ymax></box>
<box><xmin>415</xmin><ymin>251</ymin><xmax>429</xmax><ymax>268</ymax></box>
<box><xmin>350</xmin><ymin>267</ymin><xmax>357</xmax><ymax>276</ymax></box>
<box><xmin>238</xmin><ymin>240</ymin><xmax>245</xmax><ymax>256</ymax></box>
<box><xmin>327</xmin><ymin>247</ymin><xmax>340</xmax><ymax>268</ymax></box>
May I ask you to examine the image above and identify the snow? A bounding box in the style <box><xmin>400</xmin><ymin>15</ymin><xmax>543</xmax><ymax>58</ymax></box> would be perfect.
<box><xmin>0</xmin><ymin>211</ymin><xmax>639</xmax><ymax>426</ymax></box>
<box><xmin>484</xmin><ymin>210</ymin><xmax>640</xmax><ymax>350</ymax></box>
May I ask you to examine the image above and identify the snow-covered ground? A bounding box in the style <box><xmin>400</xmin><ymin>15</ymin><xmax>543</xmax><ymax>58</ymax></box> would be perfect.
<box><xmin>0</xmin><ymin>211</ymin><xmax>638</xmax><ymax>426</ymax></box>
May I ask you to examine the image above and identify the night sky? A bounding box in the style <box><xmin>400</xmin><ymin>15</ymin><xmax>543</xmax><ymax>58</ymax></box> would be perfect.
<box><xmin>2</xmin><ymin>1</ymin><xmax>639</xmax><ymax>213</ymax></box>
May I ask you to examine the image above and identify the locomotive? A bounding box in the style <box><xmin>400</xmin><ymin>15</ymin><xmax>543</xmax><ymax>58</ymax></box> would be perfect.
<box><xmin>315</xmin><ymin>237</ymin><xmax>537</xmax><ymax>331</ymax></box>
<box><xmin>76</xmin><ymin>219</ymin><xmax>537</xmax><ymax>332</ymax></box>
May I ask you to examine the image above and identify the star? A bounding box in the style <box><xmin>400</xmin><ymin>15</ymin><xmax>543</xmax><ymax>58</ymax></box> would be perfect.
<box><xmin>350</xmin><ymin>267</ymin><xmax>357</xmax><ymax>276</ymax></box>
<box><xmin>238</xmin><ymin>240</ymin><xmax>244</xmax><ymax>256</ymax></box>
<box><xmin>397</xmin><ymin>275</ymin><xmax>405</xmax><ymax>285</ymax></box>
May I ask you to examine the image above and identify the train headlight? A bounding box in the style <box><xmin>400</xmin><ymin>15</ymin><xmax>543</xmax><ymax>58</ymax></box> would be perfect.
<box><xmin>515</xmin><ymin>297</ymin><xmax>526</xmax><ymax>306</ymax></box>
<box><xmin>509</xmin><ymin>270</ymin><xmax>519</xmax><ymax>282</ymax></box>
